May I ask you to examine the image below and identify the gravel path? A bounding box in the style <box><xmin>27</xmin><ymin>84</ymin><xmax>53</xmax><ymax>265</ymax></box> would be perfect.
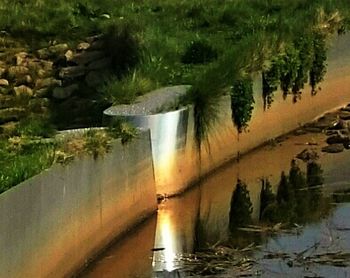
<box><xmin>104</xmin><ymin>85</ymin><xmax>191</xmax><ymax>116</ymax></box>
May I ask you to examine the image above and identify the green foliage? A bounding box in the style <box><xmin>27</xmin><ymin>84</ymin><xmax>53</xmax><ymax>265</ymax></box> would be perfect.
<box><xmin>100</xmin><ymin>70</ymin><xmax>156</xmax><ymax>105</ymax></box>
<box><xmin>229</xmin><ymin>179</ymin><xmax>253</xmax><ymax>231</ymax></box>
<box><xmin>0</xmin><ymin>138</ymin><xmax>55</xmax><ymax>193</ymax></box>
<box><xmin>181</xmin><ymin>40</ymin><xmax>218</xmax><ymax>64</ymax></box>
<box><xmin>230</xmin><ymin>78</ymin><xmax>255</xmax><ymax>133</ymax></box>
<box><xmin>14</xmin><ymin>115</ymin><xmax>56</xmax><ymax>138</ymax></box>
<box><xmin>309</xmin><ymin>33</ymin><xmax>328</xmax><ymax>94</ymax></box>
<box><xmin>108</xmin><ymin>118</ymin><xmax>139</xmax><ymax>145</ymax></box>
<box><xmin>83</xmin><ymin>129</ymin><xmax>111</xmax><ymax>159</ymax></box>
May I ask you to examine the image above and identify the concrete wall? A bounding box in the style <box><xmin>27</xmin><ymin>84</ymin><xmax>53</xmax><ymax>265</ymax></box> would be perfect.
<box><xmin>0</xmin><ymin>131</ymin><xmax>157</xmax><ymax>278</ymax></box>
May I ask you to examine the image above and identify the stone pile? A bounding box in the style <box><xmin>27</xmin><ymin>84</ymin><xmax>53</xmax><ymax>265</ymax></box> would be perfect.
<box><xmin>0</xmin><ymin>36</ymin><xmax>112</xmax><ymax>134</ymax></box>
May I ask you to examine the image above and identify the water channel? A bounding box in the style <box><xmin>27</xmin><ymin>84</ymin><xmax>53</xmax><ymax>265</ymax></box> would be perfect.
<box><xmin>79</xmin><ymin>34</ymin><xmax>350</xmax><ymax>277</ymax></box>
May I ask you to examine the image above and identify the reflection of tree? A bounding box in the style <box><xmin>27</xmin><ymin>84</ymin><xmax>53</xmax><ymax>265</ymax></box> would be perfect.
<box><xmin>229</xmin><ymin>179</ymin><xmax>253</xmax><ymax>232</ymax></box>
<box><xmin>259</xmin><ymin>159</ymin><xmax>329</xmax><ymax>225</ymax></box>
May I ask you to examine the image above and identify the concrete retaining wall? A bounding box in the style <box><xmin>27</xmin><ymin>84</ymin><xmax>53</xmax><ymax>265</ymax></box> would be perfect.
<box><xmin>0</xmin><ymin>131</ymin><xmax>157</xmax><ymax>278</ymax></box>
<box><xmin>104</xmin><ymin>34</ymin><xmax>350</xmax><ymax>196</ymax></box>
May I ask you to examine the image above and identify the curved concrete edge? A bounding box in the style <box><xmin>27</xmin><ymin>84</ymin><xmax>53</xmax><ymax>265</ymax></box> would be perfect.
<box><xmin>0</xmin><ymin>130</ymin><xmax>157</xmax><ymax>278</ymax></box>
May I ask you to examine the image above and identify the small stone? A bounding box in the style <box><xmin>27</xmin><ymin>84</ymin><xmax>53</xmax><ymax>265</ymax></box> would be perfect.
<box><xmin>303</xmin><ymin>127</ymin><xmax>323</xmax><ymax>133</ymax></box>
<box><xmin>0</xmin><ymin>67</ymin><xmax>6</xmax><ymax>78</ymax></box>
<box><xmin>322</xmin><ymin>144</ymin><xmax>344</xmax><ymax>153</ymax></box>
<box><xmin>294</xmin><ymin>129</ymin><xmax>307</xmax><ymax>136</ymax></box>
<box><xmin>14</xmin><ymin>85</ymin><xmax>33</xmax><ymax>97</ymax></box>
<box><xmin>327</xmin><ymin>120</ymin><xmax>347</xmax><ymax>130</ymax></box>
<box><xmin>325</xmin><ymin>130</ymin><xmax>339</xmax><ymax>136</ymax></box>
<box><xmin>77</xmin><ymin>42</ymin><xmax>90</xmax><ymax>51</ymax></box>
<box><xmin>40</xmin><ymin>60</ymin><xmax>53</xmax><ymax>72</ymax></box>
<box><xmin>52</xmin><ymin>84</ymin><xmax>79</xmax><ymax>99</ymax></box>
<box><xmin>0</xmin><ymin>79</ymin><xmax>9</xmax><ymax>86</ymax></box>
<box><xmin>0</xmin><ymin>108</ymin><xmax>27</xmax><ymax>124</ymax></box>
<box><xmin>16</xmin><ymin>74</ymin><xmax>33</xmax><ymax>86</ymax></box>
<box><xmin>37</xmin><ymin>48</ymin><xmax>51</xmax><ymax>59</ymax></box>
<box><xmin>0</xmin><ymin>95</ymin><xmax>14</xmax><ymax>108</ymax></box>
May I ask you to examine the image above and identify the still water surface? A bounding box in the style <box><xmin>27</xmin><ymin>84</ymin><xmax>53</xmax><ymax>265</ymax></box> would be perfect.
<box><xmin>81</xmin><ymin>129</ymin><xmax>350</xmax><ymax>277</ymax></box>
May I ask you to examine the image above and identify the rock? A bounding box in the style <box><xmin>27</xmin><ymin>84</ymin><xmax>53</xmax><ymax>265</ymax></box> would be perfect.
<box><xmin>303</xmin><ymin>127</ymin><xmax>323</xmax><ymax>133</ymax></box>
<box><xmin>0</xmin><ymin>79</ymin><xmax>9</xmax><ymax>86</ymax></box>
<box><xmin>0</xmin><ymin>67</ymin><xmax>6</xmax><ymax>77</ymax></box>
<box><xmin>65</xmin><ymin>50</ymin><xmax>74</xmax><ymax>61</ymax></box>
<box><xmin>339</xmin><ymin>111</ymin><xmax>350</xmax><ymax>120</ymax></box>
<box><xmin>59</xmin><ymin>66</ymin><xmax>86</xmax><ymax>79</ymax></box>
<box><xmin>327</xmin><ymin>119</ymin><xmax>347</xmax><ymax>130</ymax></box>
<box><xmin>325</xmin><ymin>130</ymin><xmax>339</xmax><ymax>136</ymax></box>
<box><xmin>35</xmin><ymin>77</ymin><xmax>62</xmax><ymax>89</ymax></box>
<box><xmin>14</xmin><ymin>85</ymin><xmax>33</xmax><ymax>97</ymax></box>
<box><xmin>52</xmin><ymin>84</ymin><xmax>79</xmax><ymax>99</ymax></box>
<box><xmin>48</xmin><ymin>43</ymin><xmax>69</xmax><ymax>55</ymax></box>
<box><xmin>89</xmin><ymin>39</ymin><xmax>104</xmax><ymax>50</ymax></box>
<box><xmin>29</xmin><ymin>98</ymin><xmax>50</xmax><ymax>113</ymax></box>
<box><xmin>87</xmin><ymin>57</ymin><xmax>111</xmax><ymax>70</ymax></box>
<box><xmin>15</xmin><ymin>52</ymin><xmax>28</xmax><ymax>66</ymax></box>
<box><xmin>8</xmin><ymin>66</ymin><xmax>29</xmax><ymax>78</ymax></box>
<box><xmin>0</xmin><ymin>108</ymin><xmax>26</xmax><ymax>124</ymax></box>
<box><xmin>40</xmin><ymin>60</ymin><xmax>53</xmax><ymax>72</ymax></box>
<box><xmin>341</xmin><ymin>106</ymin><xmax>350</xmax><ymax>113</ymax></box>
<box><xmin>296</xmin><ymin>149</ymin><xmax>319</xmax><ymax>162</ymax></box>
<box><xmin>77</xmin><ymin>42</ymin><xmax>90</xmax><ymax>51</ymax></box>
<box><xmin>37</xmin><ymin>48</ymin><xmax>51</xmax><ymax>59</ymax></box>
<box><xmin>294</xmin><ymin>129</ymin><xmax>307</xmax><ymax>136</ymax></box>
<box><xmin>322</xmin><ymin>144</ymin><xmax>344</xmax><ymax>153</ymax></box>
<box><xmin>326</xmin><ymin>134</ymin><xmax>350</xmax><ymax>144</ymax></box>
<box><xmin>71</xmin><ymin>50</ymin><xmax>105</xmax><ymax>65</ymax></box>
<box><xmin>15</xmin><ymin>75</ymin><xmax>33</xmax><ymax>86</ymax></box>
<box><xmin>34</xmin><ymin>87</ymin><xmax>51</xmax><ymax>98</ymax></box>
<box><xmin>85</xmin><ymin>71</ymin><xmax>104</xmax><ymax>87</ymax></box>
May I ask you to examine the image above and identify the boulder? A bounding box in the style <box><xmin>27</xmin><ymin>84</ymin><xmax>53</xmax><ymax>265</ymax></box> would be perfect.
<box><xmin>71</xmin><ymin>50</ymin><xmax>105</xmax><ymax>65</ymax></box>
<box><xmin>35</xmin><ymin>77</ymin><xmax>62</xmax><ymax>89</ymax></box>
<box><xmin>59</xmin><ymin>66</ymin><xmax>86</xmax><ymax>79</ymax></box>
<box><xmin>52</xmin><ymin>84</ymin><xmax>79</xmax><ymax>99</ymax></box>
<box><xmin>14</xmin><ymin>85</ymin><xmax>33</xmax><ymax>97</ymax></box>
<box><xmin>322</xmin><ymin>144</ymin><xmax>344</xmax><ymax>153</ymax></box>
<box><xmin>0</xmin><ymin>79</ymin><xmax>9</xmax><ymax>87</ymax></box>
<box><xmin>87</xmin><ymin>57</ymin><xmax>111</xmax><ymax>70</ymax></box>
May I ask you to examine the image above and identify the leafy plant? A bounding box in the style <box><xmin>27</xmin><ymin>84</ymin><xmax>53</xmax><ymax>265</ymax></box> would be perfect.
<box><xmin>230</xmin><ymin>78</ymin><xmax>255</xmax><ymax>133</ymax></box>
